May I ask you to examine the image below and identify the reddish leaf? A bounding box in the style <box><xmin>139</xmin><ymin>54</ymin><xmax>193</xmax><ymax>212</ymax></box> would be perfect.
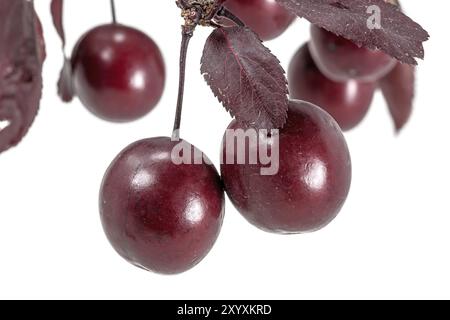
<box><xmin>0</xmin><ymin>0</ymin><xmax>45</xmax><ymax>153</ymax></box>
<box><xmin>58</xmin><ymin>58</ymin><xmax>74</xmax><ymax>103</ymax></box>
<box><xmin>35</xmin><ymin>9</ymin><xmax>47</xmax><ymax>63</ymax></box>
<box><xmin>276</xmin><ymin>0</ymin><xmax>429</xmax><ymax>65</ymax></box>
<box><xmin>50</xmin><ymin>0</ymin><xmax>74</xmax><ymax>102</ymax></box>
<box><xmin>379</xmin><ymin>62</ymin><xmax>415</xmax><ymax>132</ymax></box>
<box><xmin>201</xmin><ymin>27</ymin><xmax>289</xmax><ymax>129</ymax></box>
<box><xmin>51</xmin><ymin>0</ymin><xmax>65</xmax><ymax>46</ymax></box>
<box><xmin>0</xmin><ymin>102</ymin><xmax>23</xmax><ymax>153</ymax></box>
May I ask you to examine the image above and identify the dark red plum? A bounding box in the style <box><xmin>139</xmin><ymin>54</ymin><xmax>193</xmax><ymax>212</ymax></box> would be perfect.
<box><xmin>288</xmin><ymin>44</ymin><xmax>376</xmax><ymax>131</ymax></box>
<box><xmin>309</xmin><ymin>26</ymin><xmax>396</xmax><ymax>82</ymax></box>
<box><xmin>100</xmin><ymin>137</ymin><xmax>224</xmax><ymax>274</ymax></box>
<box><xmin>221</xmin><ymin>100</ymin><xmax>352</xmax><ymax>234</ymax></box>
<box><xmin>72</xmin><ymin>24</ymin><xmax>165</xmax><ymax>122</ymax></box>
<box><xmin>224</xmin><ymin>0</ymin><xmax>295</xmax><ymax>41</ymax></box>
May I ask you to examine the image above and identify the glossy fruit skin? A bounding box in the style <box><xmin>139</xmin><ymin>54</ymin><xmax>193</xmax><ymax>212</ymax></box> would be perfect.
<box><xmin>309</xmin><ymin>25</ymin><xmax>396</xmax><ymax>82</ymax></box>
<box><xmin>224</xmin><ymin>0</ymin><xmax>295</xmax><ymax>41</ymax></box>
<box><xmin>288</xmin><ymin>44</ymin><xmax>376</xmax><ymax>131</ymax></box>
<box><xmin>100</xmin><ymin>137</ymin><xmax>225</xmax><ymax>274</ymax></box>
<box><xmin>71</xmin><ymin>24</ymin><xmax>165</xmax><ymax>122</ymax></box>
<box><xmin>221</xmin><ymin>100</ymin><xmax>352</xmax><ymax>234</ymax></box>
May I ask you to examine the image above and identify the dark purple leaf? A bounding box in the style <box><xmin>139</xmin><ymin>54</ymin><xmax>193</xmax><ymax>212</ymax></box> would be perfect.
<box><xmin>379</xmin><ymin>62</ymin><xmax>415</xmax><ymax>132</ymax></box>
<box><xmin>0</xmin><ymin>0</ymin><xmax>45</xmax><ymax>153</ymax></box>
<box><xmin>201</xmin><ymin>27</ymin><xmax>289</xmax><ymax>129</ymax></box>
<box><xmin>58</xmin><ymin>58</ymin><xmax>74</xmax><ymax>103</ymax></box>
<box><xmin>276</xmin><ymin>0</ymin><xmax>429</xmax><ymax>65</ymax></box>
<box><xmin>51</xmin><ymin>0</ymin><xmax>65</xmax><ymax>46</ymax></box>
<box><xmin>50</xmin><ymin>0</ymin><xmax>74</xmax><ymax>102</ymax></box>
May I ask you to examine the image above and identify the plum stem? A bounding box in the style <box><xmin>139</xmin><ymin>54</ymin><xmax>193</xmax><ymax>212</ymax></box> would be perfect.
<box><xmin>110</xmin><ymin>0</ymin><xmax>117</xmax><ymax>24</ymax></box>
<box><xmin>172</xmin><ymin>26</ymin><xmax>194</xmax><ymax>139</ymax></box>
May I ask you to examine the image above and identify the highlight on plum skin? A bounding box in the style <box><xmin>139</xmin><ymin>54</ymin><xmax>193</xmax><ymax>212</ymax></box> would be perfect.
<box><xmin>99</xmin><ymin>137</ymin><xmax>225</xmax><ymax>275</ymax></box>
<box><xmin>288</xmin><ymin>43</ymin><xmax>376</xmax><ymax>131</ymax></box>
<box><xmin>71</xmin><ymin>24</ymin><xmax>166</xmax><ymax>123</ymax></box>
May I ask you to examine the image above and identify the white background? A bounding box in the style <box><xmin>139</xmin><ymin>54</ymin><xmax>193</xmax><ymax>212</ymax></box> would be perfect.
<box><xmin>0</xmin><ymin>1</ymin><xmax>447</xmax><ymax>299</ymax></box>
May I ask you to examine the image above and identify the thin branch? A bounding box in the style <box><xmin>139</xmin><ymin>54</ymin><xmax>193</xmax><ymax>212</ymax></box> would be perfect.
<box><xmin>172</xmin><ymin>26</ymin><xmax>194</xmax><ymax>139</ymax></box>
<box><xmin>110</xmin><ymin>0</ymin><xmax>117</xmax><ymax>24</ymax></box>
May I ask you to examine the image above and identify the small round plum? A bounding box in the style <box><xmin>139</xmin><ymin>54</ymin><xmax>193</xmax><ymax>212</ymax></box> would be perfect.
<box><xmin>100</xmin><ymin>137</ymin><xmax>225</xmax><ymax>274</ymax></box>
<box><xmin>288</xmin><ymin>44</ymin><xmax>375</xmax><ymax>131</ymax></box>
<box><xmin>221</xmin><ymin>100</ymin><xmax>352</xmax><ymax>234</ymax></box>
<box><xmin>309</xmin><ymin>25</ymin><xmax>396</xmax><ymax>82</ymax></box>
<box><xmin>224</xmin><ymin>0</ymin><xmax>295</xmax><ymax>41</ymax></box>
<box><xmin>71</xmin><ymin>24</ymin><xmax>165</xmax><ymax>122</ymax></box>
